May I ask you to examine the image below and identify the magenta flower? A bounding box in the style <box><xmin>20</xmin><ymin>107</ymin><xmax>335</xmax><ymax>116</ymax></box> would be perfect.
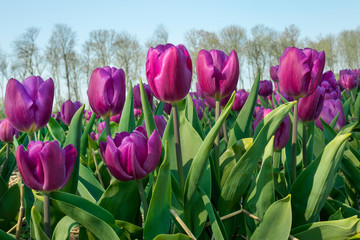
<box><xmin>110</xmin><ymin>113</ymin><xmax>121</xmax><ymax>124</ymax></box>
<box><xmin>143</xmin><ymin>115</ymin><xmax>167</xmax><ymax>138</ymax></box>
<box><xmin>100</xmin><ymin>127</ymin><xmax>161</xmax><ymax>181</ymax></box>
<box><xmin>0</xmin><ymin>118</ymin><xmax>19</xmax><ymax>143</ymax></box>
<box><xmin>61</xmin><ymin>99</ymin><xmax>82</xmax><ymax>126</ymax></box>
<box><xmin>133</xmin><ymin>83</ymin><xmax>153</xmax><ymax>109</ymax></box>
<box><xmin>315</xmin><ymin>99</ymin><xmax>346</xmax><ymax>132</ymax></box>
<box><xmin>192</xmin><ymin>98</ymin><xmax>205</xmax><ymax>120</ymax></box>
<box><xmin>134</xmin><ymin>109</ymin><xmax>142</xmax><ymax>118</ymax></box>
<box><xmin>196</xmin><ymin>49</ymin><xmax>239</xmax><ymax>100</ymax></box>
<box><xmin>252</xmin><ymin>108</ymin><xmax>291</xmax><ymax>151</ymax></box>
<box><xmin>320</xmin><ymin>71</ymin><xmax>341</xmax><ymax>100</ymax></box>
<box><xmin>277</xmin><ymin>47</ymin><xmax>325</xmax><ymax>99</ymax></box>
<box><xmin>258</xmin><ymin>80</ymin><xmax>273</xmax><ymax>97</ymax></box>
<box><xmin>298</xmin><ymin>86</ymin><xmax>325</xmax><ymax>122</ymax></box>
<box><xmin>339</xmin><ymin>69</ymin><xmax>357</xmax><ymax>90</ymax></box>
<box><xmin>87</xmin><ymin>66</ymin><xmax>126</xmax><ymax>118</ymax></box>
<box><xmin>16</xmin><ymin>141</ymin><xmax>77</xmax><ymax>191</ymax></box>
<box><xmin>163</xmin><ymin>102</ymin><xmax>172</xmax><ymax>115</ymax></box>
<box><xmin>146</xmin><ymin>44</ymin><xmax>192</xmax><ymax>103</ymax></box>
<box><xmin>270</xmin><ymin>65</ymin><xmax>279</xmax><ymax>82</ymax></box>
<box><xmin>232</xmin><ymin>89</ymin><xmax>249</xmax><ymax>111</ymax></box>
<box><xmin>4</xmin><ymin>76</ymin><xmax>54</xmax><ymax>133</ymax></box>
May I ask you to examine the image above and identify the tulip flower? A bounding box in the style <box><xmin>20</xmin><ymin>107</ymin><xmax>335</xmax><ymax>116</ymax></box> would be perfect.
<box><xmin>258</xmin><ymin>80</ymin><xmax>273</xmax><ymax>97</ymax></box>
<box><xmin>320</xmin><ymin>71</ymin><xmax>341</xmax><ymax>100</ymax></box>
<box><xmin>195</xmin><ymin>82</ymin><xmax>205</xmax><ymax>99</ymax></box>
<box><xmin>87</xmin><ymin>66</ymin><xmax>126</xmax><ymax>118</ymax></box>
<box><xmin>315</xmin><ymin>99</ymin><xmax>346</xmax><ymax>132</ymax></box>
<box><xmin>133</xmin><ymin>83</ymin><xmax>153</xmax><ymax>109</ymax></box>
<box><xmin>339</xmin><ymin>69</ymin><xmax>357</xmax><ymax>90</ymax></box>
<box><xmin>298</xmin><ymin>86</ymin><xmax>325</xmax><ymax>122</ymax></box>
<box><xmin>110</xmin><ymin>113</ymin><xmax>121</xmax><ymax>124</ymax></box>
<box><xmin>134</xmin><ymin>109</ymin><xmax>142</xmax><ymax>118</ymax></box>
<box><xmin>100</xmin><ymin>126</ymin><xmax>161</xmax><ymax>181</ymax></box>
<box><xmin>146</xmin><ymin>44</ymin><xmax>192</xmax><ymax>103</ymax></box>
<box><xmin>277</xmin><ymin>47</ymin><xmax>325</xmax><ymax>99</ymax></box>
<box><xmin>196</xmin><ymin>49</ymin><xmax>239</xmax><ymax>100</ymax></box>
<box><xmin>163</xmin><ymin>102</ymin><xmax>172</xmax><ymax>115</ymax></box>
<box><xmin>232</xmin><ymin>89</ymin><xmax>249</xmax><ymax>111</ymax></box>
<box><xmin>4</xmin><ymin>76</ymin><xmax>54</xmax><ymax>133</ymax></box>
<box><xmin>143</xmin><ymin>115</ymin><xmax>167</xmax><ymax>138</ymax></box>
<box><xmin>253</xmin><ymin>108</ymin><xmax>291</xmax><ymax>151</ymax></box>
<box><xmin>0</xmin><ymin>118</ymin><xmax>19</xmax><ymax>143</ymax></box>
<box><xmin>61</xmin><ymin>100</ymin><xmax>82</xmax><ymax>125</ymax></box>
<box><xmin>16</xmin><ymin>140</ymin><xmax>77</xmax><ymax>191</ymax></box>
<box><xmin>270</xmin><ymin>65</ymin><xmax>279</xmax><ymax>82</ymax></box>
<box><xmin>192</xmin><ymin>98</ymin><xmax>205</xmax><ymax>120</ymax></box>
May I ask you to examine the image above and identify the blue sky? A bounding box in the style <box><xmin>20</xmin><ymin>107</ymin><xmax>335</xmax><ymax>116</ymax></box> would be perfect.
<box><xmin>1</xmin><ymin>0</ymin><xmax>359</xmax><ymax>52</ymax></box>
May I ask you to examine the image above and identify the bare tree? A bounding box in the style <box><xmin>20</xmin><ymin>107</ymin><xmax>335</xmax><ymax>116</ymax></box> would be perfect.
<box><xmin>0</xmin><ymin>49</ymin><xmax>8</xmax><ymax>98</ymax></box>
<box><xmin>80</xmin><ymin>43</ymin><xmax>93</xmax><ymax>85</ymax></box>
<box><xmin>145</xmin><ymin>24</ymin><xmax>169</xmax><ymax>48</ymax></box>
<box><xmin>337</xmin><ymin>28</ymin><xmax>360</xmax><ymax>69</ymax></box>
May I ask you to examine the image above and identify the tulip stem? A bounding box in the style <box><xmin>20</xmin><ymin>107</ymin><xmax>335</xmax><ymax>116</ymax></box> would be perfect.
<box><xmin>172</xmin><ymin>104</ymin><xmax>185</xmax><ymax>194</ymax></box>
<box><xmin>104</xmin><ymin>117</ymin><xmax>111</xmax><ymax>137</ymax></box>
<box><xmin>214</xmin><ymin>100</ymin><xmax>221</xmax><ymax>180</ymax></box>
<box><xmin>15</xmin><ymin>184</ymin><xmax>24</xmax><ymax>240</ymax></box>
<box><xmin>291</xmin><ymin>102</ymin><xmax>299</xmax><ymax>184</ymax></box>
<box><xmin>136</xmin><ymin>179</ymin><xmax>148</xmax><ymax>221</ymax></box>
<box><xmin>43</xmin><ymin>192</ymin><xmax>51</xmax><ymax>238</ymax></box>
<box><xmin>27</xmin><ymin>133</ymin><xmax>33</xmax><ymax>141</ymax></box>
<box><xmin>3</xmin><ymin>143</ymin><xmax>9</xmax><ymax>178</ymax></box>
<box><xmin>302</xmin><ymin>123</ymin><xmax>307</xmax><ymax>168</ymax></box>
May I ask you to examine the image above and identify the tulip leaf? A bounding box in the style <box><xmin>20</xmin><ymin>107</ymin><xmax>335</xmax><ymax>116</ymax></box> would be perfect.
<box><xmin>62</xmin><ymin>105</ymin><xmax>85</xmax><ymax>194</ymax></box>
<box><xmin>52</xmin><ymin>216</ymin><xmax>79</xmax><ymax>240</ymax></box>
<box><xmin>0</xmin><ymin>183</ymin><xmax>20</xmax><ymax>230</ymax></box>
<box><xmin>115</xmin><ymin>220</ymin><xmax>143</xmax><ymax>240</ymax></box>
<box><xmin>0</xmin><ymin>229</ymin><xmax>15</xmax><ymax>240</ymax></box>
<box><xmin>292</xmin><ymin>216</ymin><xmax>360</xmax><ymax>240</ymax></box>
<box><xmin>50</xmin><ymin>191</ymin><xmax>121</xmax><ymax>240</ymax></box>
<box><xmin>250</xmin><ymin>195</ymin><xmax>292</xmax><ymax>240</ymax></box>
<box><xmin>227</xmin><ymin>70</ymin><xmax>260</xmax><ymax>148</ymax></box>
<box><xmin>354</xmin><ymin>91</ymin><xmax>360</xmax><ymax>119</ymax></box>
<box><xmin>155</xmin><ymin>101</ymin><xmax>164</xmax><ymax>116</ymax></box>
<box><xmin>118</xmin><ymin>83</ymin><xmax>135</xmax><ymax>133</ymax></box>
<box><xmin>290</xmin><ymin>133</ymin><xmax>350</xmax><ymax>227</ymax></box>
<box><xmin>0</xmin><ymin>176</ymin><xmax>7</xmax><ymax>199</ymax></box>
<box><xmin>327</xmin><ymin>199</ymin><xmax>360</xmax><ymax>219</ymax></box>
<box><xmin>30</xmin><ymin>207</ymin><xmax>50</xmax><ymax>240</ymax></box>
<box><xmin>140</xmin><ymin>79</ymin><xmax>156</xmax><ymax>137</ymax></box>
<box><xmin>306</xmin><ymin>121</ymin><xmax>315</xmax><ymax>165</ymax></box>
<box><xmin>80</xmin><ymin>112</ymin><xmax>96</xmax><ymax>157</ymax></box>
<box><xmin>0</xmin><ymin>151</ymin><xmax>16</xmax><ymax>183</ymax></box>
<box><xmin>144</xmin><ymin>141</ymin><xmax>171</xmax><ymax>239</ymax></box>
<box><xmin>219</xmin><ymin>101</ymin><xmax>296</xmax><ymax>215</ymax></box>
<box><xmin>47</xmin><ymin>117</ymin><xmax>66</xmax><ymax>145</ymax></box>
<box><xmin>341</xmin><ymin>153</ymin><xmax>360</xmax><ymax>194</ymax></box>
<box><xmin>78</xmin><ymin>164</ymin><xmax>104</xmax><ymax>202</ymax></box>
<box><xmin>343</xmin><ymin>98</ymin><xmax>351</xmax><ymax>120</ymax></box>
<box><xmin>153</xmin><ymin>234</ymin><xmax>192</xmax><ymax>240</ymax></box>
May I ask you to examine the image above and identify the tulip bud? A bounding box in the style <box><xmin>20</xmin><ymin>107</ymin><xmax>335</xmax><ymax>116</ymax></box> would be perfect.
<box><xmin>87</xmin><ymin>66</ymin><xmax>126</xmax><ymax>117</ymax></box>
<box><xmin>270</xmin><ymin>65</ymin><xmax>279</xmax><ymax>82</ymax></box>
<box><xmin>0</xmin><ymin>118</ymin><xmax>19</xmax><ymax>143</ymax></box>
<box><xmin>232</xmin><ymin>89</ymin><xmax>249</xmax><ymax>111</ymax></box>
<box><xmin>277</xmin><ymin>47</ymin><xmax>325</xmax><ymax>99</ymax></box>
<box><xmin>100</xmin><ymin>127</ymin><xmax>161</xmax><ymax>181</ymax></box>
<box><xmin>298</xmin><ymin>86</ymin><xmax>325</xmax><ymax>122</ymax></box>
<box><xmin>61</xmin><ymin>99</ymin><xmax>82</xmax><ymax>125</ymax></box>
<box><xmin>315</xmin><ymin>99</ymin><xmax>345</xmax><ymax>132</ymax></box>
<box><xmin>252</xmin><ymin>108</ymin><xmax>291</xmax><ymax>151</ymax></box>
<box><xmin>196</xmin><ymin>49</ymin><xmax>239</xmax><ymax>100</ymax></box>
<box><xmin>146</xmin><ymin>44</ymin><xmax>192</xmax><ymax>103</ymax></box>
<box><xmin>133</xmin><ymin>83</ymin><xmax>153</xmax><ymax>109</ymax></box>
<box><xmin>5</xmin><ymin>76</ymin><xmax>54</xmax><ymax>133</ymax></box>
<box><xmin>258</xmin><ymin>80</ymin><xmax>273</xmax><ymax>97</ymax></box>
<box><xmin>16</xmin><ymin>141</ymin><xmax>77</xmax><ymax>191</ymax></box>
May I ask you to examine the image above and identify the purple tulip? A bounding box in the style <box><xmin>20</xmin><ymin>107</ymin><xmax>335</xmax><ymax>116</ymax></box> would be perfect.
<box><xmin>163</xmin><ymin>102</ymin><xmax>172</xmax><ymax>115</ymax></box>
<box><xmin>16</xmin><ymin>141</ymin><xmax>77</xmax><ymax>191</ymax></box>
<box><xmin>100</xmin><ymin>126</ymin><xmax>161</xmax><ymax>181</ymax></box>
<box><xmin>195</xmin><ymin>82</ymin><xmax>205</xmax><ymax>99</ymax></box>
<box><xmin>196</xmin><ymin>49</ymin><xmax>239</xmax><ymax>100</ymax></box>
<box><xmin>143</xmin><ymin>115</ymin><xmax>167</xmax><ymax>138</ymax></box>
<box><xmin>192</xmin><ymin>98</ymin><xmax>205</xmax><ymax>120</ymax></box>
<box><xmin>110</xmin><ymin>113</ymin><xmax>121</xmax><ymax>124</ymax></box>
<box><xmin>134</xmin><ymin>109</ymin><xmax>142</xmax><ymax>118</ymax></box>
<box><xmin>315</xmin><ymin>99</ymin><xmax>346</xmax><ymax>132</ymax></box>
<box><xmin>259</xmin><ymin>80</ymin><xmax>273</xmax><ymax>97</ymax></box>
<box><xmin>61</xmin><ymin>99</ymin><xmax>82</xmax><ymax>126</ymax></box>
<box><xmin>4</xmin><ymin>76</ymin><xmax>54</xmax><ymax>133</ymax></box>
<box><xmin>298</xmin><ymin>86</ymin><xmax>325</xmax><ymax>122</ymax></box>
<box><xmin>252</xmin><ymin>108</ymin><xmax>291</xmax><ymax>151</ymax></box>
<box><xmin>89</xmin><ymin>131</ymin><xmax>99</xmax><ymax>142</ymax></box>
<box><xmin>0</xmin><ymin>118</ymin><xmax>19</xmax><ymax>143</ymax></box>
<box><xmin>270</xmin><ymin>65</ymin><xmax>279</xmax><ymax>82</ymax></box>
<box><xmin>146</xmin><ymin>44</ymin><xmax>192</xmax><ymax>103</ymax></box>
<box><xmin>320</xmin><ymin>71</ymin><xmax>341</xmax><ymax>100</ymax></box>
<box><xmin>98</xmin><ymin>122</ymin><xmax>105</xmax><ymax>134</ymax></box>
<box><xmin>277</xmin><ymin>47</ymin><xmax>325</xmax><ymax>99</ymax></box>
<box><xmin>87</xmin><ymin>66</ymin><xmax>126</xmax><ymax>117</ymax></box>
<box><xmin>232</xmin><ymin>89</ymin><xmax>249</xmax><ymax>111</ymax></box>
<box><xmin>133</xmin><ymin>83</ymin><xmax>153</xmax><ymax>109</ymax></box>
<box><xmin>339</xmin><ymin>69</ymin><xmax>357</xmax><ymax>90</ymax></box>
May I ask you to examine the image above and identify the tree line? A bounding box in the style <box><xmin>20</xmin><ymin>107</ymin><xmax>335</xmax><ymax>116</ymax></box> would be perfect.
<box><xmin>0</xmin><ymin>23</ymin><xmax>359</xmax><ymax>110</ymax></box>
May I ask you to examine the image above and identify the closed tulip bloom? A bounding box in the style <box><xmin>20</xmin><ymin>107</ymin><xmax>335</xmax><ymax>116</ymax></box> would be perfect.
<box><xmin>258</xmin><ymin>80</ymin><xmax>273</xmax><ymax>97</ymax></box>
<box><xmin>0</xmin><ymin>118</ymin><xmax>19</xmax><ymax>143</ymax></box>
<box><xmin>298</xmin><ymin>86</ymin><xmax>325</xmax><ymax>122</ymax></box>
<box><xmin>100</xmin><ymin>126</ymin><xmax>161</xmax><ymax>181</ymax></box>
<box><xmin>232</xmin><ymin>89</ymin><xmax>249</xmax><ymax>111</ymax></box>
<box><xmin>339</xmin><ymin>70</ymin><xmax>357</xmax><ymax>90</ymax></box>
<box><xmin>61</xmin><ymin>99</ymin><xmax>82</xmax><ymax>125</ymax></box>
<box><xmin>196</xmin><ymin>49</ymin><xmax>239</xmax><ymax>100</ymax></box>
<box><xmin>320</xmin><ymin>71</ymin><xmax>341</xmax><ymax>100</ymax></box>
<box><xmin>16</xmin><ymin>141</ymin><xmax>77</xmax><ymax>191</ymax></box>
<box><xmin>133</xmin><ymin>83</ymin><xmax>153</xmax><ymax>109</ymax></box>
<box><xmin>277</xmin><ymin>47</ymin><xmax>325</xmax><ymax>99</ymax></box>
<box><xmin>87</xmin><ymin>66</ymin><xmax>126</xmax><ymax>117</ymax></box>
<box><xmin>134</xmin><ymin>109</ymin><xmax>142</xmax><ymax>118</ymax></box>
<box><xmin>146</xmin><ymin>44</ymin><xmax>192</xmax><ymax>103</ymax></box>
<box><xmin>110</xmin><ymin>113</ymin><xmax>121</xmax><ymax>124</ymax></box>
<box><xmin>315</xmin><ymin>99</ymin><xmax>346</xmax><ymax>132</ymax></box>
<box><xmin>252</xmin><ymin>108</ymin><xmax>291</xmax><ymax>151</ymax></box>
<box><xmin>270</xmin><ymin>65</ymin><xmax>279</xmax><ymax>82</ymax></box>
<box><xmin>5</xmin><ymin>76</ymin><xmax>54</xmax><ymax>133</ymax></box>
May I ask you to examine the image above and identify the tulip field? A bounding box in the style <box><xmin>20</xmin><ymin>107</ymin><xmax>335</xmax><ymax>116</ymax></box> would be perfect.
<box><xmin>1</xmin><ymin>44</ymin><xmax>360</xmax><ymax>240</ymax></box>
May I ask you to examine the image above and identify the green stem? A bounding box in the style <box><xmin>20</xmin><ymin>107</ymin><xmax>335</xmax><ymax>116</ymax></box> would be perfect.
<box><xmin>222</xmin><ymin>121</ymin><xmax>228</xmax><ymax>144</ymax></box>
<box><xmin>291</xmin><ymin>102</ymin><xmax>299</xmax><ymax>183</ymax></box>
<box><xmin>104</xmin><ymin>117</ymin><xmax>111</xmax><ymax>137</ymax></box>
<box><xmin>172</xmin><ymin>104</ymin><xmax>184</xmax><ymax>194</ymax></box>
<box><xmin>136</xmin><ymin>179</ymin><xmax>148</xmax><ymax>221</ymax></box>
<box><xmin>3</xmin><ymin>143</ymin><xmax>9</xmax><ymax>177</ymax></box>
<box><xmin>302</xmin><ymin>122</ymin><xmax>307</xmax><ymax>168</ymax></box>
<box><xmin>43</xmin><ymin>192</ymin><xmax>51</xmax><ymax>238</ymax></box>
<box><xmin>214</xmin><ymin>100</ymin><xmax>221</xmax><ymax>180</ymax></box>
<box><xmin>27</xmin><ymin>133</ymin><xmax>33</xmax><ymax>141</ymax></box>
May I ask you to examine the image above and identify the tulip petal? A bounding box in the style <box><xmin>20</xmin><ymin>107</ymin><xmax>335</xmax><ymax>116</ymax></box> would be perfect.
<box><xmin>127</xmin><ymin>143</ymin><xmax>148</xmax><ymax>179</ymax></box>
<box><xmin>109</xmin><ymin>67</ymin><xmax>126</xmax><ymax>115</ymax></box>
<box><xmin>143</xmin><ymin>130</ymin><xmax>161</xmax><ymax>173</ymax></box>
<box><xmin>60</xmin><ymin>144</ymin><xmax>77</xmax><ymax>189</ymax></box>
<box><xmin>196</xmin><ymin>50</ymin><xmax>217</xmax><ymax>97</ymax></box>
<box><xmin>308</xmin><ymin>50</ymin><xmax>326</xmax><ymax>94</ymax></box>
<box><xmin>220</xmin><ymin>50</ymin><xmax>239</xmax><ymax>98</ymax></box>
<box><xmin>22</xmin><ymin>76</ymin><xmax>44</xmax><ymax>101</ymax></box>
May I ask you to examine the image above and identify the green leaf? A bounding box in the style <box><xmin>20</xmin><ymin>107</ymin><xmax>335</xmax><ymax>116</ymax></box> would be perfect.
<box><xmin>0</xmin><ymin>229</ymin><xmax>15</xmax><ymax>240</ymax></box>
<box><xmin>80</xmin><ymin>111</ymin><xmax>96</xmax><ymax>156</ymax></box>
<box><xmin>0</xmin><ymin>176</ymin><xmax>7</xmax><ymax>199</ymax></box>
<box><xmin>153</xmin><ymin>233</ymin><xmax>192</xmax><ymax>240</ymax></box>
<box><xmin>0</xmin><ymin>183</ymin><xmax>20</xmax><ymax>230</ymax></box>
<box><xmin>251</xmin><ymin>195</ymin><xmax>292</xmax><ymax>240</ymax></box>
<box><xmin>115</xmin><ymin>220</ymin><xmax>143</xmax><ymax>240</ymax></box>
<box><xmin>140</xmin><ymin>78</ymin><xmax>156</xmax><ymax>137</ymax></box>
<box><xmin>327</xmin><ymin>199</ymin><xmax>360</xmax><ymax>219</ymax></box>
<box><xmin>228</xmin><ymin>70</ymin><xmax>260</xmax><ymax>148</ymax></box>
<box><xmin>343</xmin><ymin>98</ymin><xmax>351</xmax><ymax>121</ymax></box>
<box><xmin>50</xmin><ymin>191</ymin><xmax>121</xmax><ymax>240</ymax></box>
<box><xmin>30</xmin><ymin>206</ymin><xmax>50</xmax><ymax>240</ymax></box>
<box><xmin>62</xmin><ymin>105</ymin><xmax>85</xmax><ymax>194</ymax></box>
<box><xmin>198</xmin><ymin>187</ymin><xmax>228</xmax><ymax>240</ymax></box>
<box><xmin>78</xmin><ymin>164</ymin><xmax>104</xmax><ymax>202</ymax></box>
<box><xmin>328</xmin><ymin>208</ymin><xmax>344</xmax><ymax>221</ymax></box>
<box><xmin>292</xmin><ymin>216</ymin><xmax>360</xmax><ymax>240</ymax></box>
<box><xmin>354</xmin><ymin>91</ymin><xmax>360</xmax><ymax>119</ymax></box>
<box><xmin>290</xmin><ymin>133</ymin><xmax>351</xmax><ymax>227</ymax></box>
<box><xmin>220</xmin><ymin>101</ymin><xmax>296</xmax><ymax>214</ymax></box>
<box><xmin>144</xmin><ymin>141</ymin><xmax>171</xmax><ymax>240</ymax></box>
<box><xmin>47</xmin><ymin>117</ymin><xmax>66</xmax><ymax>145</ymax></box>
<box><xmin>52</xmin><ymin>216</ymin><xmax>79</xmax><ymax>240</ymax></box>
<box><xmin>118</xmin><ymin>83</ymin><xmax>135</xmax><ymax>133</ymax></box>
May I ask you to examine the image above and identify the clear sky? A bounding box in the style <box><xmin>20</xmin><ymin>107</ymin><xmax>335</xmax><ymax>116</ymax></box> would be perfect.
<box><xmin>1</xmin><ymin>0</ymin><xmax>359</xmax><ymax>52</ymax></box>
